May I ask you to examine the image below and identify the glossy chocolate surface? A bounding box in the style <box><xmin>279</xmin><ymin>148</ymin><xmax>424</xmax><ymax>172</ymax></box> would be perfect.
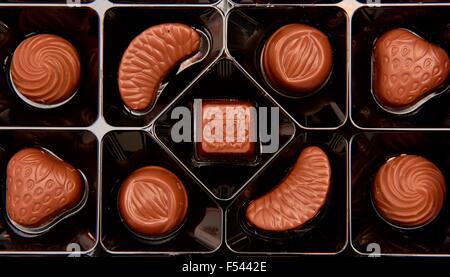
<box><xmin>262</xmin><ymin>24</ymin><xmax>333</xmax><ymax>96</ymax></box>
<box><xmin>118</xmin><ymin>23</ymin><xmax>200</xmax><ymax>112</ymax></box>
<box><xmin>373</xmin><ymin>154</ymin><xmax>446</xmax><ymax>228</ymax></box>
<box><xmin>198</xmin><ymin>100</ymin><xmax>256</xmax><ymax>157</ymax></box>
<box><xmin>373</xmin><ymin>28</ymin><xmax>450</xmax><ymax>109</ymax></box>
<box><xmin>118</xmin><ymin>166</ymin><xmax>188</xmax><ymax>237</ymax></box>
<box><xmin>246</xmin><ymin>146</ymin><xmax>331</xmax><ymax>232</ymax></box>
<box><xmin>11</xmin><ymin>34</ymin><xmax>81</xmax><ymax>106</ymax></box>
<box><xmin>6</xmin><ymin>148</ymin><xmax>84</xmax><ymax>228</ymax></box>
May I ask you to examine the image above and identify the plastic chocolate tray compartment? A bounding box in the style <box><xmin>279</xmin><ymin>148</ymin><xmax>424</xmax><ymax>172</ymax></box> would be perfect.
<box><xmin>103</xmin><ymin>6</ymin><xmax>223</xmax><ymax>127</ymax></box>
<box><xmin>101</xmin><ymin>131</ymin><xmax>222</xmax><ymax>254</ymax></box>
<box><xmin>351</xmin><ymin>132</ymin><xmax>450</xmax><ymax>255</ymax></box>
<box><xmin>351</xmin><ymin>6</ymin><xmax>450</xmax><ymax>129</ymax></box>
<box><xmin>0</xmin><ymin>130</ymin><xmax>98</xmax><ymax>254</ymax></box>
<box><xmin>227</xmin><ymin>6</ymin><xmax>348</xmax><ymax>129</ymax></box>
<box><xmin>0</xmin><ymin>6</ymin><xmax>98</xmax><ymax>127</ymax></box>
<box><xmin>226</xmin><ymin>132</ymin><xmax>347</xmax><ymax>254</ymax></box>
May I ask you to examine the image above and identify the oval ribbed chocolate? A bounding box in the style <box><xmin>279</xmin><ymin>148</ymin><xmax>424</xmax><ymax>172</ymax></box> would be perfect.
<box><xmin>11</xmin><ymin>34</ymin><xmax>81</xmax><ymax>106</ymax></box>
<box><xmin>373</xmin><ymin>28</ymin><xmax>450</xmax><ymax>109</ymax></box>
<box><xmin>262</xmin><ymin>24</ymin><xmax>333</xmax><ymax>96</ymax></box>
<box><xmin>246</xmin><ymin>146</ymin><xmax>331</xmax><ymax>232</ymax></box>
<box><xmin>372</xmin><ymin>155</ymin><xmax>446</xmax><ymax>228</ymax></box>
<box><xmin>118</xmin><ymin>166</ymin><xmax>188</xmax><ymax>237</ymax></box>
<box><xmin>118</xmin><ymin>23</ymin><xmax>201</xmax><ymax>111</ymax></box>
<box><xmin>6</xmin><ymin>148</ymin><xmax>84</xmax><ymax>228</ymax></box>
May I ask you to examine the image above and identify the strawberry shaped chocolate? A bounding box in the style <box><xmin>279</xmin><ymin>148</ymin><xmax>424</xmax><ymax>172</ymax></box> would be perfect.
<box><xmin>6</xmin><ymin>148</ymin><xmax>86</xmax><ymax>233</ymax></box>
<box><xmin>373</xmin><ymin>28</ymin><xmax>450</xmax><ymax>111</ymax></box>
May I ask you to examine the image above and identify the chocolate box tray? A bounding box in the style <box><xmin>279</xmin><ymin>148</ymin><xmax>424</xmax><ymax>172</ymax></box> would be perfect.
<box><xmin>0</xmin><ymin>0</ymin><xmax>447</xmax><ymax>261</ymax></box>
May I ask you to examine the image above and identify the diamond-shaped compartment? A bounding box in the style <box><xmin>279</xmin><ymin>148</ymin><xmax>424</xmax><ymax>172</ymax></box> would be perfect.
<box><xmin>153</xmin><ymin>59</ymin><xmax>296</xmax><ymax>200</ymax></box>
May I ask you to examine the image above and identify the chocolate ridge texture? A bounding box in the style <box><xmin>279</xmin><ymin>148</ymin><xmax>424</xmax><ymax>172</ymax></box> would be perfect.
<box><xmin>118</xmin><ymin>23</ymin><xmax>201</xmax><ymax>111</ymax></box>
<box><xmin>373</xmin><ymin>154</ymin><xmax>446</xmax><ymax>228</ymax></box>
<box><xmin>373</xmin><ymin>28</ymin><xmax>450</xmax><ymax>109</ymax></box>
<box><xmin>246</xmin><ymin>146</ymin><xmax>331</xmax><ymax>232</ymax></box>
<box><xmin>262</xmin><ymin>23</ymin><xmax>333</xmax><ymax>96</ymax></box>
<box><xmin>118</xmin><ymin>166</ymin><xmax>189</xmax><ymax>237</ymax></box>
<box><xmin>6</xmin><ymin>148</ymin><xmax>84</xmax><ymax>228</ymax></box>
<box><xmin>11</xmin><ymin>34</ymin><xmax>81</xmax><ymax>106</ymax></box>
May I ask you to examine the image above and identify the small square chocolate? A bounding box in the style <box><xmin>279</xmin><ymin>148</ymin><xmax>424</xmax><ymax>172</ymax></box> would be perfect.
<box><xmin>195</xmin><ymin>100</ymin><xmax>257</xmax><ymax>163</ymax></box>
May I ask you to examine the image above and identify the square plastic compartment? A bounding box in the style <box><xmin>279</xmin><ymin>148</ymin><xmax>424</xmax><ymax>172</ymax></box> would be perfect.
<box><xmin>351</xmin><ymin>6</ymin><xmax>450</xmax><ymax>129</ymax></box>
<box><xmin>0</xmin><ymin>130</ymin><xmax>98</xmax><ymax>254</ymax></box>
<box><xmin>100</xmin><ymin>131</ymin><xmax>222</xmax><ymax>254</ymax></box>
<box><xmin>0</xmin><ymin>6</ymin><xmax>99</xmax><ymax>127</ymax></box>
<box><xmin>351</xmin><ymin>132</ymin><xmax>450</xmax><ymax>255</ymax></box>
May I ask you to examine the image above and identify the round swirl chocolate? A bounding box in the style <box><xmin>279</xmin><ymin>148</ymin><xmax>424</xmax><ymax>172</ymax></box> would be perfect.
<box><xmin>118</xmin><ymin>166</ymin><xmax>188</xmax><ymax>237</ymax></box>
<box><xmin>373</xmin><ymin>155</ymin><xmax>446</xmax><ymax>228</ymax></box>
<box><xmin>11</xmin><ymin>34</ymin><xmax>81</xmax><ymax>106</ymax></box>
<box><xmin>262</xmin><ymin>24</ymin><xmax>333</xmax><ymax>96</ymax></box>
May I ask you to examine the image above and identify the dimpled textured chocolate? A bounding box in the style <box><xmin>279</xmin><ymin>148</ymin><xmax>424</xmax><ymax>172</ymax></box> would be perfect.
<box><xmin>246</xmin><ymin>146</ymin><xmax>331</xmax><ymax>232</ymax></box>
<box><xmin>373</xmin><ymin>29</ymin><xmax>450</xmax><ymax>109</ymax></box>
<box><xmin>200</xmin><ymin>101</ymin><xmax>255</xmax><ymax>156</ymax></box>
<box><xmin>6</xmin><ymin>148</ymin><xmax>84</xmax><ymax>228</ymax></box>
<box><xmin>262</xmin><ymin>24</ymin><xmax>333</xmax><ymax>96</ymax></box>
<box><xmin>11</xmin><ymin>34</ymin><xmax>81</xmax><ymax>105</ymax></box>
<box><xmin>118</xmin><ymin>166</ymin><xmax>188</xmax><ymax>237</ymax></box>
<box><xmin>373</xmin><ymin>155</ymin><xmax>446</xmax><ymax>228</ymax></box>
<box><xmin>118</xmin><ymin>23</ymin><xmax>201</xmax><ymax>111</ymax></box>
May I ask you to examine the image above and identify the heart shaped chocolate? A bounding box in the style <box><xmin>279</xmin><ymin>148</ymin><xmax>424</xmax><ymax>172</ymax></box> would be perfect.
<box><xmin>373</xmin><ymin>28</ymin><xmax>450</xmax><ymax>110</ymax></box>
<box><xmin>6</xmin><ymin>148</ymin><xmax>84</xmax><ymax>229</ymax></box>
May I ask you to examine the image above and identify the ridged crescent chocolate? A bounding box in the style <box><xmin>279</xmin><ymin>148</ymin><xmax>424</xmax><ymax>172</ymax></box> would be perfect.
<box><xmin>246</xmin><ymin>146</ymin><xmax>331</xmax><ymax>232</ymax></box>
<box><xmin>118</xmin><ymin>166</ymin><xmax>188</xmax><ymax>237</ymax></box>
<box><xmin>373</xmin><ymin>154</ymin><xmax>446</xmax><ymax>228</ymax></box>
<box><xmin>262</xmin><ymin>24</ymin><xmax>333</xmax><ymax>96</ymax></box>
<box><xmin>118</xmin><ymin>23</ymin><xmax>201</xmax><ymax>111</ymax></box>
<box><xmin>373</xmin><ymin>28</ymin><xmax>450</xmax><ymax>109</ymax></box>
<box><xmin>6</xmin><ymin>148</ymin><xmax>84</xmax><ymax>228</ymax></box>
<box><xmin>11</xmin><ymin>34</ymin><xmax>81</xmax><ymax>105</ymax></box>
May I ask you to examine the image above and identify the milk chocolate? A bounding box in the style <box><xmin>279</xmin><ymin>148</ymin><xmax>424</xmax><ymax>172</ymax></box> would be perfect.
<box><xmin>262</xmin><ymin>24</ymin><xmax>333</xmax><ymax>96</ymax></box>
<box><xmin>373</xmin><ymin>29</ymin><xmax>450</xmax><ymax>109</ymax></box>
<box><xmin>6</xmin><ymin>148</ymin><xmax>84</xmax><ymax>228</ymax></box>
<box><xmin>373</xmin><ymin>154</ymin><xmax>446</xmax><ymax>228</ymax></box>
<box><xmin>197</xmin><ymin>100</ymin><xmax>256</xmax><ymax>158</ymax></box>
<box><xmin>118</xmin><ymin>166</ymin><xmax>188</xmax><ymax>237</ymax></box>
<box><xmin>118</xmin><ymin>23</ymin><xmax>201</xmax><ymax>112</ymax></box>
<box><xmin>11</xmin><ymin>34</ymin><xmax>81</xmax><ymax>106</ymax></box>
<box><xmin>246</xmin><ymin>146</ymin><xmax>331</xmax><ymax>232</ymax></box>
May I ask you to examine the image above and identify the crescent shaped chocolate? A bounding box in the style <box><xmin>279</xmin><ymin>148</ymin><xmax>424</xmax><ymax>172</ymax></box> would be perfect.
<box><xmin>262</xmin><ymin>24</ymin><xmax>333</xmax><ymax>96</ymax></box>
<box><xmin>6</xmin><ymin>148</ymin><xmax>84</xmax><ymax>228</ymax></box>
<box><xmin>373</xmin><ymin>29</ymin><xmax>450</xmax><ymax>109</ymax></box>
<box><xmin>372</xmin><ymin>155</ymin><xmax>446</xmax><ymax>228</ymax></box>
<box><xmin>118</xmin><ymin>166</ymin><xmax>189</xmax><ymax>237</ymax></box>
<box><xmin>118</xmin><ymin>23</ymin><xmax>201</xmax><ymax>111</ymax></box>
<box><xmin>246</xmin><ymin>146</ymin><xmax>331</xmax><ymax>232</ymax></box>
<box><xmin>11</xmin><ymin>34</ymin><xmax>81</xmax><ymax>106</ymax></box>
